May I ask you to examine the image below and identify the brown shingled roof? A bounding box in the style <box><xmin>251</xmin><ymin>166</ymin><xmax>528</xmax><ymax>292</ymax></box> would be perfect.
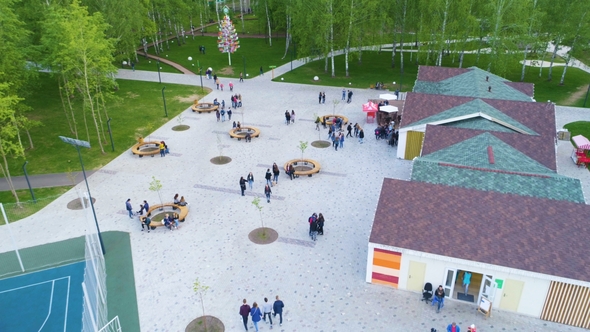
<box><xmin>422</xmin><ymin>125</ymin><xmax>557</xmax><ymax>170</ymax></box>
<box><xmin>504</xmin><ymin>82</ymin><xmax>534</xmax><ymax>98</ymax></box>
<box><xmin>417</xmin><ymin>66</ymin><xmax>471</xmax><ymax>82</ymax></box>
<box><xmin>370</xmin><ymin>179</ymin><xmax>590</xmax><ymax>282</ymax></box>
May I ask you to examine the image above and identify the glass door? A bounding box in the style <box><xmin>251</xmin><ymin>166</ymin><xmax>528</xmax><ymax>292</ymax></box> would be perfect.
<box><xmin>443</xmin><ymin>268</ymin><xmax>457</xmax><ymax>298</ymax></box>
<box><xmin>479</xmin><ymin>274</ymin><xmax>497</xmax><ymax>304</ymax></box>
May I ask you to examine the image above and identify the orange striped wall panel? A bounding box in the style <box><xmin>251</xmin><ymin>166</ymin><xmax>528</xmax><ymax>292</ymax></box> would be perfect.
<box><xmin>371</xmin><ymin>248</ymin><xmax>401</xmax><ymax>288</ymax></box>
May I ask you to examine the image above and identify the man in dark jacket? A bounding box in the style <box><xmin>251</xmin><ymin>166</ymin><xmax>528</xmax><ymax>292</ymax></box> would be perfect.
<box><xmin>273</xmin><ymin>296</ymin><xmax>284</xmax><ymax>326</ymax></box>
<box><xmin>239</xmin><ymin>299</ymin><xmax>251</xmax><ymax>331</ymax></box>
<box><xmin>265</xmin><ymin>169</ymin><xmax>272</xmax><ymax>187</ymax></box>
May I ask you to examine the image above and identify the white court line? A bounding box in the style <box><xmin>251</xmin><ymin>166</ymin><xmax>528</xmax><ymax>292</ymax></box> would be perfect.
<box><xmin>37</xmin><ymin>280</ymin><xmax>55</xmax><ymax>332</ymax></box>
<box><xmin>64</xmin><ymin>276</ymin><xmax>70</xmax><ymax>332</ymax></box>
<box><xmin>0</xmin><ymin>276</ymin><xmax>69</xmax><ymax>294</ymax></box>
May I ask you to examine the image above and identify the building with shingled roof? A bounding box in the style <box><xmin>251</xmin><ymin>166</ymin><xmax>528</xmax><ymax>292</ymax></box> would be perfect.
<box><xmin>366</xmin><ymin>66</ymin><xmax>590</xmax><ymax>329</ymax></box>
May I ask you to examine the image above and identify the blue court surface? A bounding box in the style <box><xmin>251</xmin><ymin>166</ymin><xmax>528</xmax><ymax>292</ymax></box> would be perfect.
<box><xmin>0</xmin><ymin>261</ymin><xmax>85</xmax><ymax>332</ymax></box>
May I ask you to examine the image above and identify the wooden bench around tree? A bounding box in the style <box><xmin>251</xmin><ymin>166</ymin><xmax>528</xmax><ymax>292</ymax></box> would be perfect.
<box><xmin>139</xmin><ymin>203</ymin><xmax>189</xmax><ymax>229</ymax></box>
<box><xmin>283</xmin><ymin>159</ymin><xmax>321</xmax><ymax>178</ymax></box>
<box><xmin>229</xmin><ymin>126</ymin><xmax>261</xmax><ymax>141</ymax></box>
<box><xmin>131</xmin><ymin>140</ymin><xmax>162</xmax><ymax>157</ymax></box>
<box><xmin>321</xmin><ymin>115</ymin><xmax>349</xmax><ymax>126</ymax></box>
<box><xmin>191</xmin><ymin>102</ymin><xmax>219</xmax><ymax>113</ymax></box>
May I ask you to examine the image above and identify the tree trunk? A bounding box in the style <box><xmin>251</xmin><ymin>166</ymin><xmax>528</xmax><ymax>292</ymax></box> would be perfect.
<box><xmin>240</xmin><ymin>0</ymin><xmax>245</xmax><ymax>30</ymax></box>
<box><xmin>438</xmin><ymin>0</ymin><xmax>450</xmax><ymax>67</ymax></box>
<box><xmin>391</xmin><ymin>36</ymin><xmax>396</xmax><ymax>68</ymax></box>
<box><xmin>58</xmin><ymin>78</ymin><xmax>75</xmax><ymax>135</ymax></box>
<box><xmin>26</xmin><ymin>129</ymin><xmax>34</xmax><ymax>149</ymax></box>
<box><xmin>0</xmin><ymin>139</ymin><xmax>20</xmax><ymax>204</ymax></box>
<box><xmin>282</xmin><ymin>14</ymin><xmax>290</xmax><ymax>59</ymax></box>
<box><xmin>548</xmin><ymin>40</ymin><xmax>559</xmax><ymax>81</ymax></box>
<box><xmin>539</xmin><ymin>44</ymin><xmax>547</xmax><ymax>77</ymax></box>
<box><xmin>520</xmin><ymin>45</ymin><xmax>529</xmax><ymax>82</ymax></box>
<box><xmin>265</xmin><ymin>1</ymin><xmax>272</xmax><ymax>46</ymax></box>
<box><xmin>329</xmin><ymin>1</ymin><xmax>335</xmax><ymax>78</ymax></box>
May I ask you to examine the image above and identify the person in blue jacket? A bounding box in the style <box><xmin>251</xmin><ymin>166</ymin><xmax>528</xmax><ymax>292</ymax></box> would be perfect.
<box><xmin>250</xmin><ymin>302</ymin><xmax>262</xmax><ymax>332</ymax></box>
<box><xmin>447</xmin><ymin>322</ymin><xmax>460</xmax><ymax>332</ymax></box>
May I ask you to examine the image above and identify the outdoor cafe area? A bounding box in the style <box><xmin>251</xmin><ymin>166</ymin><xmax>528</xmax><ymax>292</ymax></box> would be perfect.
<box><xmin>362</xmin><ymin>93</ymin><xmax>403</xmax><ymax>127</ymax></box>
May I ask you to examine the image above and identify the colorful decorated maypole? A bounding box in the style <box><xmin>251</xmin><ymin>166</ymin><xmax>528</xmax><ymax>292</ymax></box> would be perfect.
<box><xmin>217</xmin><ymin>6</ymin><xmax>240</xmax><ymax>66</ymax></box>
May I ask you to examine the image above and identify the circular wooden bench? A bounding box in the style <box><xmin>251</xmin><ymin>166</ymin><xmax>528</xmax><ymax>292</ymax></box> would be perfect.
<box><xmin>139</xmin><ymin>203</ymin><xmax>189</xmax><ymax>230</ymax></box>
<box><xmin>283</xmin><ymin>159</ymin><xmax>321</xmax><ymax>177</ymax></box>
<box><xmin>131</xmin><ymin>140</ymin><xmax>161</xmax><ymax>157</ymax></box>
<box><xmin>191</xmin><ymin>102</ymin><xmax>219</xmax><ymax>113</ymax></box>
<box><xmin>321</xmin><ymin>115</ymin><xmax>349</xmax><ymax>126</ymax></box>
<box><xmin>229</xmin><ymin>126</ymin><xmax>261</xmax><ymax>141</ymax></box>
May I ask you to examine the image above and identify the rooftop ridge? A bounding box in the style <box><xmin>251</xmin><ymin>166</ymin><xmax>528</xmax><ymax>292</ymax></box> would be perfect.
<box><xmin>437</xmin><ymin>162</ymin><xmax>552</xmax><ymax>178</ymax></box>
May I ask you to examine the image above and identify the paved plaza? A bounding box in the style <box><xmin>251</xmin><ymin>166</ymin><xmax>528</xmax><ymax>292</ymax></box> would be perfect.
<box><xmin>1</xmin><ymin>67</ymin><xmax>589</xmax><ymax>332</ymax></box>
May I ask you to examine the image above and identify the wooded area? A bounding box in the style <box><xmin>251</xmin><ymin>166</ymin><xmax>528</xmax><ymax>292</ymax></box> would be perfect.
<box><xmin>1</xmin><ymin>0</ymin><xmax>589</xmax><ymax>203</ymax></box>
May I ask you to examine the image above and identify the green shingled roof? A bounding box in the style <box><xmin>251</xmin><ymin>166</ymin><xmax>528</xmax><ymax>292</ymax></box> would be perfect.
<box><xmin>412</xmin><ymin>133</ymin><xmax>586</xmax><ymax>203</ymax></box>
<box><xmin>442</xmin><ymin>118</ymin><xmax>515</xmax><ymax>132</ymax></box>
<box><xmin>414</xmin><ymin>67</ymin><xmax>532</xmax><ymax>102</ymax></box>
<box><xmin>411</xmin><ymin>159</ymin><xmax>585</xmax><ymax>203</ymax></box>
<box><xmin>405</xmin><ymin>99</ymin><xmax>538</xmax><ymax>135</ymax></box>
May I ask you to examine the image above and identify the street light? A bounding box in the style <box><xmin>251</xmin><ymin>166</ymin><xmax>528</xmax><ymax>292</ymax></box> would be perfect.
<box><xmin>59</xmin><ymin>136</ymin><xmax>105</xmax><ymax>254</ymax></box>
<box><xmin>22</xmin><ymin>161</ymin><xmax>36</xmax><ymax>203</ymax></box>
<box><xmin>162</xmin><ymin>87</ymin><xmax>168</xmax><ymax>117</ymax></box>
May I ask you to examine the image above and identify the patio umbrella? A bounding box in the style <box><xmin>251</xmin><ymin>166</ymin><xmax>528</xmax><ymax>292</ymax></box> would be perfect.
<box><xmin>379</xmin><ymin>93</ymin><xmax>398</xmax><ymax>100</ymax></box>
<box><xmin>362</xmin><ymin>101</ymin><xmax>379</xmax><ymax>112</ymax></box>
<box><xmin>380</xmin><ymin>105</ymin><xmax>399</xmax><ymax>113</ymax></box>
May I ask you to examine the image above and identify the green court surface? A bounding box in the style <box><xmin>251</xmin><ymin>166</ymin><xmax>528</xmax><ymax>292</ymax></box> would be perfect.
<box><xmin>0</xmin><ymin>231</ymin><xmax>139</xmax><ymax>331</ymax></box>
<box><xmin>0</xmin><ymin>262</ymin><xmax>85</xmax><ymax>331</ymax></box>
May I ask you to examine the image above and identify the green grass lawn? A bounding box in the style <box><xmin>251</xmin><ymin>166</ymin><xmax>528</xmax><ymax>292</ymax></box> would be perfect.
<box><xmin>564</xmin><ymin>121</ymin><xmax>590</xmax><ymax>141</ymax></box>
<box><xmin>5</xmin><ymin>74</ymin><xmax>208</xmax><ymax>177</ymax></box>
<box><xmin>0</xmin><ymin>186</ymin><xmax>73</xmax><ymax>223</ymax></box>
<box><xmin>144</xmin><ymin>35</ymin><xmax>291</xmax><ymax>79</ymax></box>
<box><xmin>275</xmin><ymin>51</ymin><xmax>590</xmax><ymax>107</ymax></box>
<box><xmin>130</xmin><ymin>57</ymin><xmax>182</xmax><ymax>73</ymax></box>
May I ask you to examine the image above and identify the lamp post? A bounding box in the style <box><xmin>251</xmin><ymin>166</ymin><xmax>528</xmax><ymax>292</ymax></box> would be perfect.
<box><xmin>22</xmin><ymin>161</ymin><xmax>36</xmax><ymax>203</ymax></box>
<box><xmin>199</xmin><ymin>67</ymin><xmax>204</xmax><ymax>93</ymax></box>
<box><xmin>584</xmin><ymin>83</ymin><xmax>590</xmax><ymax>107</ymax></box>
<box><xmin>59</xmin><ymin>136</ymin><xmax>105</xmax><ymax>255</ymax></box>
<box><xmin>162</xmin><ymin>86</ymin><xmax>168</xmax><ymax>117</ymax></box>
<box><xmin>106</xmin><ymin>118</ymin><xmax>114</xmax><ymax>152</ymax></box>
<box><xmin>242</xmin><ymin>56</ymin><xmax>246</xmax><ymax>77</ymax></box>
<box><xmin>156</xmin><ymin>59</ymin><xmax>162</xmax><ymax>83</ymax></box>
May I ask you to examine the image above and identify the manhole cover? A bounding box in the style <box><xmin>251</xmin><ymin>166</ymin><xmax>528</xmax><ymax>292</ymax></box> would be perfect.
<box><xmin>248</xmin><ymin>227</ymin><xmax>278</xmax><ymax>245</ymax></box>
<box><xmin>67</xmin><ymin>197</ymin><xmax>97</xmax><ymax>210</ymax></box>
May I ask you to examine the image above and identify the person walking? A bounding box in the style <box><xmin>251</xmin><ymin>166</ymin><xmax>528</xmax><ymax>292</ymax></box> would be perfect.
<box><xmin>228</xmin><ymin>108</ymin><xmax>232</xmax><ymax>120</ymax></box>
<box><xmin>342</xmin><ymin>88</ymin><xmax>346</xmax><ymax>100</ymax></box>
<box><xmin>125</xmin><ymin>199</ymin><xmax>133</xmax><ymax>219</ymax></box>
<box><xmin>239</xmin><ymin>176</ymin><xmax>247</xmax><ymax>196</ymax></box>
<box><xmin>250</xmin><ymin>302</ymin><xmax>262</xmax><ymax>332</ymax></box>
<box><xmin>220</xmin><ymin>108</ymin><xmax>226</xmax><ymax>122</ymax></box>
<box><xmin>285</xmin><ymin>110</ymin><xmax>291</xmax><ymax>125</ymax></box>
<box><xmin>247</xmin><ymin>172</ymin><xmax>254</xmax><ymax>190</ymax></box>
<box><xmin>220</xmin><ymin>83</ymin><xmax>224</xmax><ymax>91</ymax></box>
<box><xmin>265</xmin><ymin>169</ymin><xmax>272</xmax><ymax>187</ymax></box>
<box><xmin>262</xmin><ymin>297</ymin><xmax>273</xmax><ymax>326</ymax></box>
<box><xmin>321</xmin><ymin>92</ymin><xmax>326</xmax><ymax>104</ymax></box>
<box><xmin>308</xmin><ymin>213</ymin><xmax>317</xmax><ymax>237</ymax></box>
<box><xmin>318</xmin><ymin>91</ymin><xmax>322</xmax><ymax>104</ymax></box>
<box><xmin>339</xmin><ymin>132</ymin><xmax>344</xmax><ymax>149</ymax></box>
<box><xmin>462</xmin><ymin>271</ymin><xmax>472</xmax><ymax>295</ymax></box>
<box><xmin>291</xmin><ymin>110</ymin><xmax>295</xmax><ymax>123</ymax></box>
<box><xmin>239</xmin><ymin>72</ymin><xmax>244</xmax><ymax>82</ymax></box>
<box><xmin>317</xmin><ymin>213</ymin><xmax>325</xmax><ymax>235</ymax></box>
<box><xmin>239</xmin><ymin>299</ymin><xmax>251</xmax><ymax>331</ymax></box>
<box><xmin>215</xmin><ymin>78</ymin><xmax>220</xmax><ymax>90</ymax></box>
<box><xmin>229</xmin><ymin>81</ymin><xmax>234</xmax><ymax>91</ymax></box>
<box><xmin>216</xmin><ymin>109</ymin><xmax>220</xmax><ymax>122</ymax></box>
<box><xmin>264</xmin><ymin>184</ymin><xmax>272</xmax><ymax>203</ymax></box>
<box><xmin>447</xmin><ymin>322</ymin><xmax>461</xmax><ymax>332</ymax></box>
<box><xmin>259</xmin><ymin>66</ymin><xmax>264</xmax><ymax>76</ymax></box>
<box><xmin>272</xmin><ymin>163</ymin><xmax>280</xmax><ymax>185</ymax></box>
<box><xmin>359</xmin><ymin>129</ymin><xmax>365</xmax><ymax>144</ymax></box>
<box><xmin>347</xmin><ymin>90</ymin><xmax>353</xmax><ymax>103</ymax></box>
<box><xmin>333</xmin><ymin>133</ymin><xmax>338</xmax><ymax>151</ymax></box>
<box><xmin>273</xmin><ymin>296</ymin><xmax>284</xmax><ymax>327</ymax></box>
<box><xmin>310</xmin><ymin>217</ymin><xmax>319</xmax><ymax>241</ymax></box>
<box><xmin>346</xmin><ymin>123</ymin><xmax>353</xmax><ymax>137</ymax></box>
<box><xmin>354</xmin><ymin>123</ymin><xmax>359</xmax><ymax>137</ymax></box>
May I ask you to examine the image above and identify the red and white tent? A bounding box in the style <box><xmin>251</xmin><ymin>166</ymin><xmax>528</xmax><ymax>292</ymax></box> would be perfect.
<box><xmin>573</xmin><ymin>135</ymin><xmax>590</xmax><ymax>150</ymax></box>
<box><xmin>363</xmin><ymin>101</ymin><xmax>378</xmax><ymax>112</ymax></box>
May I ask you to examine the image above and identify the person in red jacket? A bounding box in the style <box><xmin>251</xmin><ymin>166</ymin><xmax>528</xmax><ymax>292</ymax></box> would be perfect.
<box><xmin>239</xmin><ymin>299</ymin><xmax>251</xmax><ymax>331</ymax></box>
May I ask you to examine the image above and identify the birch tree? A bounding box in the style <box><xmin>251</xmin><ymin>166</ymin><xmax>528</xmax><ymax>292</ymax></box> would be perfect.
<box><xmin>0</xmin><ymin>84</ymin><xmax>25</xmax><ymax>204</ymax></box>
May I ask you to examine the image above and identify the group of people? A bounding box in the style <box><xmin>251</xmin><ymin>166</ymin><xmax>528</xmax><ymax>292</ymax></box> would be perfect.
<box><xmin>239</xmin><ymin>296</ymin><xmax>284</xmax><ymax>331</ymax></box>
<box><xmin>329</xmin><ymin>131</ymin><xmax>345</xmax><ymax>151</ymax></box>
<box><xmin>239</xmin><ymin>171</ymin><xmax>274</xmax><ymax>202</ymax></box>
<box><xmin>441</xmin><ymin>322</ymin><xmax>477</xmax><ymax>332</ymax></box>
<box><xmin>215</xmin><ymin>107</ymin><xmax>231</xmax><ymax>122</ymax></box>
<box><xmin>284</xmin><ymin>110</ymin><xmax>295</xmax><ymax>124</ymax></box>
<box><xmin>307</xmin><ymin>213</ymin><xmax>325</xmax><ymax>241</ymax></box>
<box><xmin>318</xmin><ymin>91</ymin><xmax>326</xmax><ymax>104</ymax></box>
<box><xmin>374</xmin><ymin>123</ymin><xmax>399</xmax><ymax>146</ymax></box>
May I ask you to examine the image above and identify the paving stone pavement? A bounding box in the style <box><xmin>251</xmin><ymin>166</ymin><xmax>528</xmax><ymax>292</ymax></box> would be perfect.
<box><xmin>1</xmin><ymin>67</ymin><xmax>589</xmax><ymax>332</ymax></box>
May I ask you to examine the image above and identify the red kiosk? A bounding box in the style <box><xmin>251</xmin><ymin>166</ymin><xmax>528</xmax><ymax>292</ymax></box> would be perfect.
<box><xmin>363</xmin><ymin>101</ymin><xmax>378</xmax><ymax>123</ymax></box>
<box><xmin>571</xmin><ymin>135</ymin><xmax>590</xmax><ymax>168</ymax></box>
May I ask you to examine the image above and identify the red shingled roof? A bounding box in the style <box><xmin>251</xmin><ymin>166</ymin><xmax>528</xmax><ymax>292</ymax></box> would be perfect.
<box><xmin>504</xmin><ymin>82</ymin><xmax>534</xmax><ymax>98</ymax></box>
<box><xmin>417</xmin><ymin>66</ymin><xmax>471</xmax><ymax>82</ymax></box>
<box><xmin>370</xmin><ymin>179</ymin><xmax>590</xmax><ymax>282</ymax></box>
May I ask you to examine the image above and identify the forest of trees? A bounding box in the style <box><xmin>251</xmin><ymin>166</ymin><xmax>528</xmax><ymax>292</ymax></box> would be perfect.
<box><xmin>0</xmin><ymin>0</ymin><xmax>589</xmax><ymax>202</ymax></box>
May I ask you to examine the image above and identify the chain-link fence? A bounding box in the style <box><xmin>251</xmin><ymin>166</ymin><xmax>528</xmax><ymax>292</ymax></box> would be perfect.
<box><xmin>0</xmin><ymin>194</ymin><xmax>67</xmax><ymax>223</ymax></box>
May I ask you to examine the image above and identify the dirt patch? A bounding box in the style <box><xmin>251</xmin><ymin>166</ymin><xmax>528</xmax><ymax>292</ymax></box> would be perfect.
<box><xmin>561</xmin><ymin>84</ymin><xmax>590</xmax><ymax>106</ymax></box>
<box><xmin>126</xmin><ymin>92</ymin><xmax>139</xmax><ymax>99</ymax></box>
<box><xmin>248</xmin><ymin>227</ymin><xmax>278</xmax><ymax>245</ymax></box>
<box><xmin>217</xmin><ymin>67</ymin><xmax>234</xmax><ymax>76</ymax></box>
<box><xmin>210</xmin><ymin>156</ymin><xmax>232</xmax><ymax>165</ymax></box>
<box><xmin>67</xmin><ymin>197</ymin><xmax>96</xmax><ymax>210</ymax></box>
<box><xmin>186</xmin><ymin>316</ymin><xmax>224</xmax><ymax>332</ymax></box>
<box><xmin>174</xmin><ymin>94</ymin><xmax>201</xmax><ymax>103</ymax></box>
<box><xmin>172</xmin><ymin>125</ymin><xmax>190</xmax><ymax>131</ymax></box>
<box><xmin>312</xmin><ymin>140</ymin><xmax>331</xmax><ymax>148</ymax></box>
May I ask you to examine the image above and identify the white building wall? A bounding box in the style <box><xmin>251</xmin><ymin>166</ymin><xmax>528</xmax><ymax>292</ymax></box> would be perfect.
<box><xmin>396</xmin><ymin>131</ymin><xmax>408</xmax><ymax>159</ymax></box>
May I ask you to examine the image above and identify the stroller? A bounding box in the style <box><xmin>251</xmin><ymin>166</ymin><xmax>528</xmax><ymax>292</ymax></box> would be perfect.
<box><xmin>422</xmin><ymin>282</ymin><xmax>433</xmax><ymax>303</ymax></box>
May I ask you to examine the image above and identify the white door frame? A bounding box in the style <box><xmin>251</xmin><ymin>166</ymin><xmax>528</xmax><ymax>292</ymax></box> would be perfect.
<box><xmin>443</xmin><ymin>268</ymin><xmax>457</xmax><ymax>298</ymax></box>
<box><xmin>479</xmin><ymin>274</ymin><xmax>497</xmax><ymax>304</ymax></box>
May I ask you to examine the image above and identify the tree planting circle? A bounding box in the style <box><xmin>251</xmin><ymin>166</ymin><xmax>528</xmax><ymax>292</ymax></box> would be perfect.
<box><xmin>185</xmin><ymin>315</ymin><xmax>225</xmax><ymax>332</ymax></box>
<box><xmin>67</xmin><ymin>197</ymin><xmax>97</xmax><ymax>210</ymax></box>
<box><xmin>311</xmin><ymin>140</ymin><xmax>331</xmax><ymax>148</ymax></box>
<box><xmin>210</xmin><ymin>156</ymin><xmax>232</xmax><ymax>165</ymax></box>
<box><xmin>248</xmin><ymin>227</ymin><xmax>278</xmax><ymax>245</ymax></box>
<box><xmin>172</xmin><ymin>125</ymin><xmax>190</xmax><ymax>131</ymax></box>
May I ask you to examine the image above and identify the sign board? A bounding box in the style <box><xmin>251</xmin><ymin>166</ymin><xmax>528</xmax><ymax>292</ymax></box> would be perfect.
<box><xmin>478</xmin><ymin>296</ymin><xmax>492</xmax><ymax>317</ymax></box>
<box><xmin>494</xmin><ymin>279</ymin><xmax>504</xmax><ymax>290</ymax></box>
